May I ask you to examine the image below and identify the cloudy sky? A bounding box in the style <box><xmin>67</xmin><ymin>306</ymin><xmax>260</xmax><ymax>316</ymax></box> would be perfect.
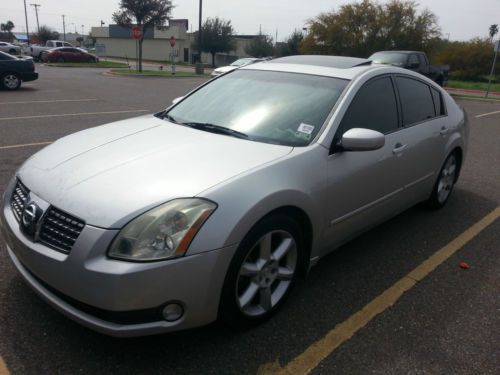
<box><xmin>2</xmin><ymin>0</ymin><xmax>499</xmax><ymax>41</ymax></box>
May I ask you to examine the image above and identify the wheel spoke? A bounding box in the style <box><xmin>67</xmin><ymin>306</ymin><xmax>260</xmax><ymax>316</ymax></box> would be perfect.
<box><xmin>239</xmin><ymin>282</ymin><xmax>259</xmax><ymax>308</ymax></box>
<box><xmin>240</xmin><ymin>262</ymin><xmax>260</xmax><ymax>277</ymax></box>
<box><xmin>272</xmin><ymin>238</ymin><xmax>293</xmax><ymax>261</ymax></box>
<box><xmin>259</xmin><ymin>287</ymin><xmax>272</xmax><ymax>311</ymax></box>
<box><xmin>277</xmin><ymin>267</ymin><xmax>294</xmax><ymax>280</ymax></box>
<box><xmin>259</xmin><ymin>233</ymin><xmax>272</xmax><ymax>260</ymax></box>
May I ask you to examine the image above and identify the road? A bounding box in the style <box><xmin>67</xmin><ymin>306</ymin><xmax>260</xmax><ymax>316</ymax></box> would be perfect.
<box><xmin>0</xmin><ymin>65</ymin><xmax>499</xmax><ymax>375</ymax></box>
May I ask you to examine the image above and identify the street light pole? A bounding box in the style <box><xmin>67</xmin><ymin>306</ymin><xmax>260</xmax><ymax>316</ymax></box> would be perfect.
<box><xmin>198</xmin><ymin>0</ymin><xmax>202</xmax><ymax>63</ymax></box>
<box><xmin>62</xmin><ymin>15</ymin><xmax>66</xmax><ymax>41</ymax></box>
<box><xmin>23</xmin><ymin>0</ymin><xmax>30</xmax><ymax>45</ymax></box>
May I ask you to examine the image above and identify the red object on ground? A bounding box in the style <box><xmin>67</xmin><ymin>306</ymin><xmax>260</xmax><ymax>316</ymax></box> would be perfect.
<box><xmin>459</xmin><ymin>261</ymin><xmax>470</xmax><ymax>270</ymax></box>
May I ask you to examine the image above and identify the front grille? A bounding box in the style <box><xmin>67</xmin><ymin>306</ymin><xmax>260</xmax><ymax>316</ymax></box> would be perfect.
<box><xmin>10</xmin><ymin>179</ymin><xmax>30</xmax><ymax>221</ymax></box>
<box><xmin>39</xmin><ymin>207</ymin><xmax>85</xmax><ymax>253</ymax></box>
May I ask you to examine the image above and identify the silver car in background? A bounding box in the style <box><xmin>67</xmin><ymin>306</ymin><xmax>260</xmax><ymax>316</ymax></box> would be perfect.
<box><xmin>0</xmin><ymin>55</ymin><xmax>468</xmax><ymax>337</ymax></box>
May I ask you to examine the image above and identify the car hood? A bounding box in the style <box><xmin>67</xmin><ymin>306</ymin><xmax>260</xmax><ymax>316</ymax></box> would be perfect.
<box><xmin>18</xmin><ymin>115</ymin><xmax>292</xmax><ymax>228</ymax></box>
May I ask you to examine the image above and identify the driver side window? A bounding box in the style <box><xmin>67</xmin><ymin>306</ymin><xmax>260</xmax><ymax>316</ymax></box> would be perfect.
<box><xmin>335</xmin><ymin>76</ymin><xmax>399</xmax><ymax>143</ymax></box>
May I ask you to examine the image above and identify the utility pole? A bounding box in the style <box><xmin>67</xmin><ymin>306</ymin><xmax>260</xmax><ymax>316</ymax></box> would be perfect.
<box><xmin>62</xmin><ymin>14</ymin><xmax>66</xmax><ymax>41</ymax></box>
<box><xmin>100</xmin><ymin>20</ymin><xmax>105</xmax><ymax>27</ymax></box>
<box><xmin>81</xmin><ymin>25</ymin><xmax>84</xmax><ymax>36</ymax></box>
<box><xmin>23</xmin><ymin>0</ymin><xmax>30</xmax><ymax>45</ymax></box>
<box><xmin>198</xmin><ymin>0</ymin><xmax>202</xmax><ymax>63</ymax></box>
<box><xmin>30</xmin><ymin>3</ymin><xmax>41</xmax><ymax>34</ymax></box>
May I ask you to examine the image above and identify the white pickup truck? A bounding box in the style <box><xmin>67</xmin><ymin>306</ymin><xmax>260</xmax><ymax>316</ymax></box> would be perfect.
<box><xmin>29</xmin><ymin>40</ymin><xmax>74</xmax><ymax>60</ymax></box>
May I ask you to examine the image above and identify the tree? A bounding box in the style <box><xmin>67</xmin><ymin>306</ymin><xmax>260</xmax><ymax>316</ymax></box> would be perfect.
<box><xmin>113</xmin><ymin>0</ymin><xmax>173</xmax><ymax>72</ymax></box>
<box><xmin>34</xmin><ymin>25</ymin><xmax>60</xmax><ymax>44</ymax></box>
<box><xmin>275</xmin><ymin>30</ymin><xmax>304</xmax><ymax>57</ymax></box>
<box><xmin>1</xmin><ymin>20</ymin><xmax>15</xmax><ymax>42</ymax></box>
<box><xmin>489</xmin><ymin>24</ymin><xmax>498</xmax><ymax>41</ymax></box>
<box><xmin>245</xmin><ymin>32</ymin><xmax>274</xmax><ymax>57</ymax></box>
<box><xmin>191</xmin><ymin>17</ymin><xmax>235</xmax><ymax>67</ymax></box>
<box><xmin>300</xmin><ymin>0</ymin><xmax>440</xmax><ymax>57</ymax></box>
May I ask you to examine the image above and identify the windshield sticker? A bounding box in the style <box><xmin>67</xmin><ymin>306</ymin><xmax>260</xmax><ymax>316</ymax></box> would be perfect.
<box><xmin>297</xmin><ymin>123</ymin><xmax>315</xmax><ymax>135</ymax></box>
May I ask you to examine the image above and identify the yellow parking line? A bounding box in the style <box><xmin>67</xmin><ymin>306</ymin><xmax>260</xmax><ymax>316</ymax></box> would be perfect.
<box><xmin>0</xmin><ymin>141</ymin><xmax>52</xmax><ymax>150</ymax></box>
<box><xmin>0</xmin><ymin>355</ymin><xmax>9</xmax><ymax>375</ymax></box>
<box><xmin>475</xmin><ymin>110</ymin><xmax>500</xmax><ymax>118</ymax></box>
<box><xmin>260</xmin><ymin>206</ymin><xmax>500</xmax><ymax>375</ymax></box>
<box><xmin>0</xmin><ymin>109</ymin><xmax>149</xmax><ymax>122</ymax></box>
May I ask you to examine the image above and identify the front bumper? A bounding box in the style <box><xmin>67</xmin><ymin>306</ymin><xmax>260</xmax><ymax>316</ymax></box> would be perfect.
<box><xmin>1</xmin><ymin>189</ymin><xmax>236</xmax><ymax>337</ymax></box>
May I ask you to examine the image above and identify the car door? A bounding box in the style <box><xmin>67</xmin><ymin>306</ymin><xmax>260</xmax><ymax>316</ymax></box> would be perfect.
<box><xmin>321</xmin><ymin>75</ymin><xmax>410</xmax><ymax>253</ymax></box>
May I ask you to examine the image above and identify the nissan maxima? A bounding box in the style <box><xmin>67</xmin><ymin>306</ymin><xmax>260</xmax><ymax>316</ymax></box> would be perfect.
<box><xmin>0</xmin><ymin>55</ymin><xmax>468</xmax><ymax>336</ymax></box>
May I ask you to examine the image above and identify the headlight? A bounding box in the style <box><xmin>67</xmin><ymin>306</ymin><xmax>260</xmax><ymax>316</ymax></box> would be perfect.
<box><xmin>108</xmin><ymin>198</ymin><xmax>216</xmax><ymax>262</ymax></box>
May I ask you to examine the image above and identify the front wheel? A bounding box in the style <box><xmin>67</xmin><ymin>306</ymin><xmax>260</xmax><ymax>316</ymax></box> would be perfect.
<box><xmin>427</xmin><ymin>152</ymin><xmax>458</xmax><ymax>209</ymax></box>
<box><xmin>219</xmin><ymin>215</ymin><xmax>303</xmax><ymax>328</ymax></box>
<box><xmin>1</xmin><ymin>73</ymin><xmax>21</xmax><ymax>90</ymax></box>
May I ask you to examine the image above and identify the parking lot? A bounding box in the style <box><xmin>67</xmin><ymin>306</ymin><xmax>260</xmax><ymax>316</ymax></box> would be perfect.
<box><xmin>0</xmin><ymin>65</ymin><xmax>499</xmax><ymax>374</ymax></box>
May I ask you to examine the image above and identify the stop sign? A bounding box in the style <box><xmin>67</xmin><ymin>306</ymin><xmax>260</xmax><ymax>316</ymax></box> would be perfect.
<box><xmin>131</xmin><ymin>26</ymin><xmax>142</xmax><ymax>40</ymax></box>
<box><xmin>169</xmin><ymin>36</ymin><xmax>176</xmax><ymax>47</ymax></box>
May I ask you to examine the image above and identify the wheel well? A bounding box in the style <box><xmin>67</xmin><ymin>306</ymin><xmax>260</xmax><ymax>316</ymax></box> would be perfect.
<box><xmin>262</xmin><ymin>206</ymin><xmax>313</xmax><ymax>275</ymax></box>
<box><xmin>451</xmin><ymin>147</ymin><xmax>463</xmax><ymax>183</ymax></box>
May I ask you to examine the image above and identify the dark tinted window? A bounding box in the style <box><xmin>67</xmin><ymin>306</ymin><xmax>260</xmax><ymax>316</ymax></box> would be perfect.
<box><xmin>431</xmin><ymin>88</ymin><xmax>445</xmax><ymax>116</ymax></box>
<box><xmin>396</xmin><ymin>76</ymin><xmax>435</xmax><ymax>125</ymax></box>
<box><xmin>408</xmin><ymin>54</ymin><xmax>419</xmax><ymax>66</ymax></box>
<box><xmin>417</xmin><ymin>53</ymin><xmax>427</xmax><ymax>66</ymax></box>
<box><xmin>338</xmin><ymin>77</ymin><xmax>399</xmax><ymax>135</ymax></box>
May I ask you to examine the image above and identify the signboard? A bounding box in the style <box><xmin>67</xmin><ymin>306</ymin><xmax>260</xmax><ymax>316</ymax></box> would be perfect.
<box><xmin>131</xmin><ymin>26</ymin><xmax>142</xmax><ymax>40</ymax></box>
<box><xmin>169</xmin><ymin>36</ymin><xmax>176</xmax><ymax>47</ymax></box>
<box><xmin>94</xmin><ymin>43</ymin><xmax>106</xmax><ymax>57</ymax></box>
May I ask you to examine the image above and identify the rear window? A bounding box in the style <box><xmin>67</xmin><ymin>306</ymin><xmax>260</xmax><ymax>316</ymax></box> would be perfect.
<box><xmin>395</xmin><ymin>76</ymin><xmax>435</xmax><ymax>126</ymax></box>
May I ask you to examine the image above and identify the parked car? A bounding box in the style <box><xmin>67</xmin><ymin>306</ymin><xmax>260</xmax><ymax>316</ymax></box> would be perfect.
<box><xmin>368</xmin><ymin>51</ymin><xmax>449</xmax><ymax>86</ymax></box>
<box><xmin>0</xmin><ymin>51</ymin><xmax>38</xmax><ymax>90</ymax></box>
<box><xmin>41</xmin><ymin>47</ymin><xmax>98</xmax><ymax>63</ymax></box>
<box><xmin>1</xmin><ymin>55</ymin><xmax>467</xmax><ymax>336</ymax></box>
<box><xmin>211</xmin><ymin>57</ymin><xmax>269</xmax><ymax>77</ymax></box>
<box><xmin>0</xmin><ymin>42</ymin><xmax>21</xmax><ymax>55</ymax></box>
<box><xmin>29</xmin><ymin>40</ymin><xmax>74</xmax><ymax>60</ymax></box>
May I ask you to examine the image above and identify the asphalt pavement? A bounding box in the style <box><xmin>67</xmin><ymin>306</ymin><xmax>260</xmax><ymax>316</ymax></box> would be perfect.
<box><xmin>0</xmin><ymin>65</ymin><xmax>498</xmax><ymax>375</ymax></box>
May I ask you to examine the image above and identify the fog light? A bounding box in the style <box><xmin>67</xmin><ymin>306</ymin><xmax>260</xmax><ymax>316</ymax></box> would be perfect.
<box><xmin>162</xmin><ymin>303</ymin><xmax>183</xmax><ymax>322</ymax></box>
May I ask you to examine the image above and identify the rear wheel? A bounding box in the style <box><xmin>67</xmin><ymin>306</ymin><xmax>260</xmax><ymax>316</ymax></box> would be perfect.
<box><xmin>427</xmin><ymin>152</ymin><xmax>458</xmax><ymax>209</ymax></box>
<box><xmin>219</xmin><ymin>215</ymin><xmax>303</xmax><ymax>328</ymax></box>
<box><xmin>1</xmin><ymin>73</ymin><xmax>21</xmax><ymax>90</ymax></box>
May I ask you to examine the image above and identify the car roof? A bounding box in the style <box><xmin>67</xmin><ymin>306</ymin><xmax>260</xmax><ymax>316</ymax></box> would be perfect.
<box><xmin>242</xmin><ymin>55</ymin><xmax>381</xmax><ymax>80</ymax></box>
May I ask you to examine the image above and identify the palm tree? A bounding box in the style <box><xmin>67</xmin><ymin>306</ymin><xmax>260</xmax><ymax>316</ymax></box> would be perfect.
<box><xmin>489</xmin><ymin>24</ymin><xmax>499</xmax><ymax>41</ymax></box>
<box><xmin>1</xmin><ymin>20</ymin><xmax>15</xmax><ymax>42</ymax></box>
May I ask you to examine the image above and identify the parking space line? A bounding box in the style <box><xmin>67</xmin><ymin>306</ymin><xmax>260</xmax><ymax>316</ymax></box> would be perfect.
<box><xmin>0</xmin><ymin>355</ymin><xmax>9</xmax><ymax>375</ymax></box>
<box><xmin>0</xmin><ymin>141</ymin><xmax>52</xmax><ymax>150</ymax></box>
<box><xmin>261</xmin><ymin>206</ymin><xmax>500</xmax><ymax>375</ymax></box>
<box><xmin>0</xmin><ymin>109</ymin><xmax>149</xmax><ymax>122</ymax></box>
<box><xmin>0</xmin><ymin>99</ymin><xmax>98</xmax><ymax>105</ymax></box>
<box><xmin>475</xmin><ymin>110</ymin><xmax>500</xmax><ymax>118</ymax></box>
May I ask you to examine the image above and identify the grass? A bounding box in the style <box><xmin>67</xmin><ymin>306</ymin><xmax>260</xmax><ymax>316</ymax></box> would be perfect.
<box><xmin>449</xmin><ymin>93</ymin><xmax>500</xmax><ymax>102</ymax></box>
<box><xmin>47</xmin><ymin>61</ymin><xmax>129</xmax><ymax>68</ymax></box>
<box><xmin>109</xmin><ymin>69</ymin><xmax>209</xmax><ymax>77</ymax></box>
<box><xmin>447</xmin><ymin>80</ymin><xmax>500</xmax><ymax>92</ymax></box>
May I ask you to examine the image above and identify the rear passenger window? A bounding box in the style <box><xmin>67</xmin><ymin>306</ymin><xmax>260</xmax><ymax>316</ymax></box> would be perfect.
<box><xmin>431</xmin><ymin>88</ymin><xmax>445</xmax><ymax>116</ymax></box>
<box><xmin>338</xmin><ymin>77</ymin><xmax>399</xmax><ymax>136</ymax></box>
<box><xmin>396</xmin><ymin>76</ymin><xmax>435</xmax><ymax>126</ymax></box>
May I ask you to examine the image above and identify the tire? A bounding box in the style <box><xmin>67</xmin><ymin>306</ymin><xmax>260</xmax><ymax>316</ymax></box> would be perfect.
<box><xmin>87</xmin><ymin>57</ymin><xmax>96</xmax><ymax>63</ymax></box>
<box><xmin>219</xmin><ymin>214</ymin><xmax>304</xmax><ymax>328</ymax></box>
<box><xmin>426</xmin><ymin>152</ymin><xmax>459</xmax><ymax>209</ymax></box>
<box><xmin>436</xmin><ymin>77</ymin><xmax>444</xmax><ymax>87</ymax></box>
<box><xmin>57</xmin><ymin>57</ymin><xmax>65</xmax><ymax>63</ymax></box>
<box><xmin>1</xmin><ymin>73</ymin><xmax>21</xmax><ymax>90</ymax></box>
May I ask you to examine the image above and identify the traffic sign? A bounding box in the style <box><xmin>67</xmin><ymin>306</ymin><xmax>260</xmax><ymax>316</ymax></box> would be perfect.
<box><xmin>169</xmin><ymin>36</ymin><xmax>176</xmax><ymax>47</ymax></box>
<box><xmin>131</xmin><ymin>26</ymin><xmax>142</xmax><ymax>40</ymax></box>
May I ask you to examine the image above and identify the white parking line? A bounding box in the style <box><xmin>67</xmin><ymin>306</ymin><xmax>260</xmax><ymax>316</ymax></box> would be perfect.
<box><xmin>0</xmin><ymin>98</ymin><xmax>98</xmax><ymax>105</ymax></box>
<box><xmin>0</xmin><ymin>109</ymin><xmax>149</xmax><ymax>122</ymax></box>
<box><xmin>475</xmin><ymin>110</ymin><xmax>500</xmax><ymax>118</ymax></box>
<box><xmin>0</xmin><ymin>141</ymin><xmax>52</xmax><ymax>150</ymax></box>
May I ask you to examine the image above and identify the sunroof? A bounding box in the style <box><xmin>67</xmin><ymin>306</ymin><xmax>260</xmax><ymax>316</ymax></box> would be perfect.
<box><xmin>270</xmin><ymin>55</ymin><xmax>372</xmax><ymax>69</ymax></box>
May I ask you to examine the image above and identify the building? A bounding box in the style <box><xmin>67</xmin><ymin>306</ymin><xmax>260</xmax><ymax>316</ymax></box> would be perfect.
<box><xmin>90</xmin><ymin>20</ymin><xmax>258</xmax><ymax>66</ymax></box>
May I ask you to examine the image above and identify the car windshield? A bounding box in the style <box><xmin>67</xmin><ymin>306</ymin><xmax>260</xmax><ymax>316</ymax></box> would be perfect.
<box><xmin>165</xmin><ymin>70</ymin><xmax>349</xmax><ymax>146</ymax></box>
<box><xmin>369</xmin><ymin>52</ymin><xmax>407</xmax><ymax>66</ymax></box>
<box><xmin>230</xmin><ymin>59</ymin><xmax>255</xmax><ymax>67</ymax></box>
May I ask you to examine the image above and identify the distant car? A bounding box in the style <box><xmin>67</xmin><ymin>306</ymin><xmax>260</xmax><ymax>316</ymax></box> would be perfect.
<box><xmin>211</xmin><ymin>58</ymin><xmax>268</xmax><ymax>77</ymax></box>
<box><xmin>0</xmin><ymin>51</ymin><xmax>38</xmax><ymax>90</ymax></box>
<box><xmin>41</xmin><ymin>47</ymin><xmax>98</xmax><ymax>63</ymax></box>
<box><xmin>0</xmin><ymin>42</ymin><xmax>21</xmax><ymax>55</ymax></box>
<box><xmin>29</xmin><ymin>40</ymin><xmax>74</xmax><ymax>60</ymax></box>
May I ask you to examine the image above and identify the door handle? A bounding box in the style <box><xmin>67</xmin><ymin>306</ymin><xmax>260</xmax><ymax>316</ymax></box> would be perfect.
<box><xmin>392</xmin><ymin>143</ymin><xmax>407</xmax><ymax>155</ymax></box>
<box><xmin>440</xmin><ymin>126</ymin><xmax>449</xmax><ymax>135</ymax></box>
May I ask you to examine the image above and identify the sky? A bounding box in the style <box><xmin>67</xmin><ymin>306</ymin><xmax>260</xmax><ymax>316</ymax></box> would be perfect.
<box><xmin>1</xmin><ymin>0</ymin><xmax>499</xmax><ymax>42</ymax></box>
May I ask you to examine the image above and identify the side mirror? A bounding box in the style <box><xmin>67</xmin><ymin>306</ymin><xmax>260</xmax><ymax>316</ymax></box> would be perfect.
<box><xmin>341</xmin><ymin>128</ymin><xmax>385</xmax><ymax>151</ymax></box>
<box><xmin>172</xmin><ymin>96</ymin><xmax>184</xmax><ymax>105</ymax></box>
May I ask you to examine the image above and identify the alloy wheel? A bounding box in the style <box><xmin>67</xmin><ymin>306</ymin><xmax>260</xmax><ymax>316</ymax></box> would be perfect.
<box><xmin>437</xmin><ymin>154</ymin><xmax>457</xmax><ymax>204</ymax></box>
<box><xmin>3</xmin><ymin>74</ymin><xmax>20</xmax><ymax>89</ymax></box>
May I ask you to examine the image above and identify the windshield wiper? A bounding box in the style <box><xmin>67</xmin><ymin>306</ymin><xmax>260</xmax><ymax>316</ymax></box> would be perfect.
<box><xmin>181</xmin><ymin>122</ymin><xmax>249</xmax><ymax>139</ymax></box>
<box><xmin>161</xmin><ymin>112</ymin><xmax>180</xmax><ymax>124</ymax></box>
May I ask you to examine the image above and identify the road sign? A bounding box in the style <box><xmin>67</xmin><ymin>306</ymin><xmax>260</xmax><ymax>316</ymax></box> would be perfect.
<box><xmin>169</xmin><ymin>36</ymin><xmax>176</xmax><ymax>47</ymax></box>
<box><xmin>131</xmin><ymin>26</ymin><xmax>142</xmax><ymax>40</ymax></box>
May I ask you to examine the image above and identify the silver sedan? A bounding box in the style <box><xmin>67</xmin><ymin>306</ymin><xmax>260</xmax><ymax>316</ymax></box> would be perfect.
<box><xmin>0</xmin><ymin>55</ymin><xmax>468</xmax><ymax>336</ymax></box>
